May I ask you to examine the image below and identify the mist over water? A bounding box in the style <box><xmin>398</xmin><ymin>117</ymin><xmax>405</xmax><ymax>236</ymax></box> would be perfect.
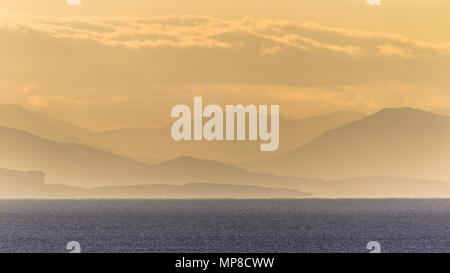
<box><xmin>1</xmin><ymin>199</ymin><xmax>449</xmax><ymax>253</ymax></box>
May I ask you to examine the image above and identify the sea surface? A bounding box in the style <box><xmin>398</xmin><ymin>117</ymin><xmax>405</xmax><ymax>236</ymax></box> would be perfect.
<box><xmin>0</xmin><ymin>199</ymin><xmax>449</xmax><ymax>253</ymax></box>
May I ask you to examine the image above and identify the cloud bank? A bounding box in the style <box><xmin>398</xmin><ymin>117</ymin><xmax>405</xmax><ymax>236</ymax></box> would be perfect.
<box><xmin>1</xmin><ymin>15</ymin><xmax>449</xmax><ymax>128</ymax></box>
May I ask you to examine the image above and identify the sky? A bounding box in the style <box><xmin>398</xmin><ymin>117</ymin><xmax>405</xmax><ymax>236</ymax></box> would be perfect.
<box><xmin>0</xmin><ymin>0</ymin><xmax>449</xmax><ymax>130</ymax></box>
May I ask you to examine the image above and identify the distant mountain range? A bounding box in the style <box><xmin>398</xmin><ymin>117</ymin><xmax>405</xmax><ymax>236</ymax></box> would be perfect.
<box><xmin>0</xmin><ymin>105</ymin><xmax>364</xmax><ymax>163</ymax></box>
<box><xmin>0</xmin><ymin>125</ymin><xmax>311</xmax><ymax>190</ymax></box>
<box><xmin>4</xmin><ymin>165</ymin><xmax>450</xmax><ymax>198</ymax></box>
<box><xmin>0</xmin><ymin>105</ymin><xmax>79</xmax><ymax>143</ymax></box>
<box><xmin>244</xmin><ymin>108</ymin><xmax>450</xmax><ymax>181</ymax></box>
<box><xmin>89</xmin><ymin>111</ymin><xmax>365</xmax><ymax>163</ymax></box>
<box><xmin>2</xmin><ymin>105</ymin><xmax>450</xmax><ymax>198</ymax></box>
<box><xmin>0</xmin><ymin>167</ymin><xmax>48</xmax><ymax>198</ymax></box>
<box><xmin>0</xmin><ymin>167</ymin><xmax>307</xmax><ymax>199</ymax></box>
<box><xmin>0</xmin><ymin>126</ymin><xmax>154</xmax><ymax>187</ymax></box>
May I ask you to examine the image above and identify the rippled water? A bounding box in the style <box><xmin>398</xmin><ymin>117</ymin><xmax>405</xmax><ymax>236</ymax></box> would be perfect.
<box><xmin>0</xmin><ymin>199</ymin><xmax>449</xmax><ymax>253</ymax></box>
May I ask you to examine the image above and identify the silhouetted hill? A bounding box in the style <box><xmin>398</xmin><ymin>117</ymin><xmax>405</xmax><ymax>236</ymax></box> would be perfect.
<box><xmin>35</xmin><ymin>109</ymin><xmax>364</xmax><ymax>163</ymax></box>
<box><xmin>0</xmin><ymin>126</ymin><xmax>155</xmax><ymax>187</ymax></box>
<box><xmin>33</xmin><ymin>111</ymin><xmax>94</xmax><ymax>141</ymax></box>
<box><xmin>245</xmin><ymin>108</ymin><xmax>450</xmax><ymax>181</ymax></box>
<box><xmin>0</xmin><ymin>166</ymin><xmax>308</xmax><ymax>198</ymax></box>
<box><xmin>4</xmin><ymin>165</ymin><xmax>450</xmax><ymax>198</ymax></box>
<box><xmin>0</xmin><ymin>127</ymin><xmax>311</xmax><ymax>190</ymax></box>
<box><xmin>150</xmin><ymin>156</ymin><xmax>312</xmax><ymax>190</ymax></box>
<box><xmin>26</xmin><ymin>109</ymin><xmax>124</xmax><ymax>155</ymax></box>
<box><xmin>4</xmin><ymin>166</ymin><xmax>450</xmax><ymax>198</ymax></box>
<box><xmin>0</xmin><ymin>105</ymin><xmax>79</xmax><ymax>143</ymax></box>
<box><xmin>0</xmin><ymin>167</ymin><xmax>45</xmax><ymax>185</ymax></box>
<box><xmin>157</xmin><ymin>156</ymin><xmax>245</xmax><ymax>174</ymax></box>
<box><xmin>0</xmin><ymin>167</ymin><xmax>46</xmax><ymax>198</ymax></box>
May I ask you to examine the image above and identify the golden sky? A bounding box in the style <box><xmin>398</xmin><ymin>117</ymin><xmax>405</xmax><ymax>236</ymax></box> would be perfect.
<box><xmin>0</xmin><ymin>0</ymin><xmax>449</xmax><ymax>129</ymax></box>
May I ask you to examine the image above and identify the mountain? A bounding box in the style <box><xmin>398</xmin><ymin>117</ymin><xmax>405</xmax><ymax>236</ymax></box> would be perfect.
<box><xmin>0</xmin><ymin>105</ymin><xmax>79</xmax><ymax>143</ymax></box>
<box><xmin>245</xmin><ymin>108</ymin><xmax>450</xmax><ymax>181</ymax></box>
<box><xmin>33</xmin><ymin>110</ymin><xmax>96</xmax><ymax>144</ymax></box>
<box><xmin>0</xmin><ymin>166</ymin><xmax>307</xmax><ymax>198</ymax></box>
<box><xmin>58</xmin><ymin>111</ymin><xmax>364</xmax><ymax>163</ymax></box>
<box><xmin>0</xmin><ymin>105</ymin><xmax>361</xmax><ymax>163</ymax></box>
<box><xmin>0</xmin><ymin>126</ymin><xmax>155</xmax><ymax>187</ymax></box>
<box><xmin>0</xmin><ymin>126</ymin><xmax>311</xmax><ymax>190</ymax></box>
<box><xmin>0</xmin><ymin>167</ymin><xmax>45</xmax><ymax>185</ymax></box>
<box><xmin>3</xmin><ymin>166</ymin><xmax>450</xmax><ymax>198</ymax></box>
<box><xmin>150</xmin><ymin>156</ymin><xmax>312</xmax><ymax>190</ymax></box>
<box><xmin>33</xmin><ymin>110</ymin><xmax>134</xmax><ymax>157</ymax></box>
<box><xmin>156</xmin><ymin>156</ymin><xmax>246</xmax><ymax>175</ymax></box>
<box><xmin>0</xmin><ymin>167</ymin><xmax>46</xmax><ymax>198</ymax></box>
<box><xmin>279</xmin><ymin>111</ymin><xmax>365</xmax><ymax>153</ymax></box>
<box><xmin>5</xmin><ymin>106</ymin><xmax>450</xmax><ymax>197</ymax></box>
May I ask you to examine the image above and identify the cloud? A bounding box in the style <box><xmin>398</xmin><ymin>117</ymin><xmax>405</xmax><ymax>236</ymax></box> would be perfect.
<box><xmin>378</xmin><ymin>44</ymin><xmax>413</xmax><ymax>58</ymax></box>
<box><xmin>0</xmin><ymin>15</ymin><xmax>449</xmax><ymax>129</ymax></box>
<box><xmin>2</xmin><ymin>15</ymin><xmax>448</xmax><ymax>54</ymax></box>
<box><xmin>262</xmin><ymin>83</ymin><xmax>450</xmax><ymax>114</ymax></box>
<box><xmin>1</xmin><ymin>15</ymin><xmax>449</xmax><ymax>90</ymax></box>
<box><xmin>260</xmin><ymin>45</ymin><xmax>282</xmax><ymax>56</ymax></box>
<box><xmin>27</xmin><ymin>95</ymin><xmax>129</xmax><ymax>107</ymax></box>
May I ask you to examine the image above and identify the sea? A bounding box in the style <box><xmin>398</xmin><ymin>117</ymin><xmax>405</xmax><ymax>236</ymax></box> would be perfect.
<box><xmin>0</xmin><ymin>199</ymin><xmax>449</xmax><ymax>253</ymax></box>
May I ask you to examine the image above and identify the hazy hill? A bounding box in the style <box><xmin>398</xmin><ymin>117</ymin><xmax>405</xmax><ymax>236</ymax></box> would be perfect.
<box><xmin>0</xmin><ymin>167</ymin><xmax>45</xmax><ymax>185</ymax></box>
<box><xmin>156</xmin><ymin>156</ymin><xmax>246</xmax><ymax>176</ymax></box>
<box><xmin>33</xmin><ymin>111</ymin><xmax>134</xmax><ymax>157</ymax></box>
<box><xmin>0</xmin><ymin>126</ymin><xmax>155</xmax><ymax>187</ymax></box>
<box><xmin>0</xmin><ymin>167</ymin><xmax>46</xmax><ymax>198</ymax></box>
<box><xmin>3</xmin><ymin>166</ymin><xmax>450</xmax><ymax>198</ymax></box>
<box><xmin>149</xmin><ymin>156</ymin><xmax>315</xmax><ymax>191</ymax></box>
<box><xmin>3</xmin><ymin>164</ymin><xmax>450</xmax><ymax>198</ymax></box>
<box><xmin>0</xmin><ymin>105</ymin><xmax>79</xmax><ymax>143</ymax></box>
<box><xmin>81</xmin><ymin>111</ymin><xmax>364</xmax><ymax>163</ymax></box>
<box><xmin>0</xmin><ymin>166</ymin><xmax>307</xmax><ymax>199</ymax></box>
<box><xmin>280</xmin><ymin>111</ymin><xmax>365</xmax><ymax>152</ymax></box>
<box><xmin>33</xmin><ymin>111</ymin><xmax>94</xmax><ymax>141</ymax></box>
<box><xmin>34</xmin><ymin>108</ymin><xmax>364</xmax><ymax>163</ymax></box>
<box><xmin>0</xmin><ymin>126</ymin><xmax>312</xmax><ymax>190</ymax></box>
<box><xmin>245</xmin><ymin>108</ymin><xmax>450</xmax><ymax>181</ymax></box>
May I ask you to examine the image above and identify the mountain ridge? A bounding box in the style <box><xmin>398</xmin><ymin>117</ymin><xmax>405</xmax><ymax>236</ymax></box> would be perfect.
<box><xmin>0</xmin><ymin>104</ymin><xmax>80</xmax><ymax>143</ymax></box>
<box><xmin>244</xmin><ymin>107</ymin><xmax>450</xmax><ymax>181</ymax></box>
<box><xmin>31</xmin><ymin>106</ymin><xmax>365</xmax><ymax>163</ymax></box>
<box><xmin>0</xmin><ymin>125</ymin><xmax>311</xmax><ymax>190</ymax></box>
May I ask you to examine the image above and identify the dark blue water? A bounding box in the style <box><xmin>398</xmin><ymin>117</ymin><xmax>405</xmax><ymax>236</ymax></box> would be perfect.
<box><xmin>0</xmin><ymin>199</ymin><xmax>449</xmax><ymax>253</ymax></box>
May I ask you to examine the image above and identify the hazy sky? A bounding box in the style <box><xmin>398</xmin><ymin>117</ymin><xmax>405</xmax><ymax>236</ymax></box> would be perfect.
<box><xmin>0</xmin><ymin>0</ymin><xmax>449</xmax><ymax>129</ymax></box>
